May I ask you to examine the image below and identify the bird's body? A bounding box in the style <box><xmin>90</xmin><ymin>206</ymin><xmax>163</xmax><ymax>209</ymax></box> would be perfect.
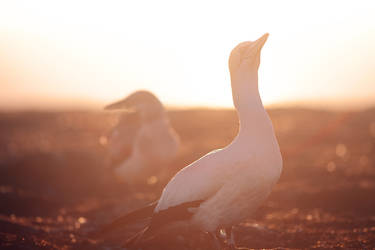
<box><xmin>99</xmin><ymin>34</ymin><xmax>282</xmax><ymax>249</ymax></box>
<box><xmin>105</xmin><ymin>91</ymin><xmax>180</xmax><ymax>184</ymax></box>
<box><xmin>106</xmin><ymin>112</ymin><xmax>141</xmax><ymax>169</ymax></box>
<box><xmin>114</xmin><ymin>115</ymin><xmax>179</xmax><ymax>183</ymax></box>
<box><xmin>156</xmin><ymin>113</ymin><xmax>282</xmax><ymax>232</ymax></box>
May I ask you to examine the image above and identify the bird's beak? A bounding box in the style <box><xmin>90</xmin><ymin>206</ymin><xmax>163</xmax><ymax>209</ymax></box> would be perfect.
<box><xmin>104</xmin><ymin>98</ymin><xmax>131</xmax><ymax>110</ymax></box>
<box><xmin>253</xmin><ymin>33</ymin><xmax>269</xmax><ymax>51</ymax></box>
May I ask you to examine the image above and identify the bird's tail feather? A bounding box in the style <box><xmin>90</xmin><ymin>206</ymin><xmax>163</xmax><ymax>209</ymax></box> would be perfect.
<box><xmin>93</xmin><ymin>201</ymin><xmax>157</xmax><ymax>237</ymax></box>
<box><xmin>123</xmin><ymin>226</ymin><xmax>150</xmax><ymax>248</ymax></box>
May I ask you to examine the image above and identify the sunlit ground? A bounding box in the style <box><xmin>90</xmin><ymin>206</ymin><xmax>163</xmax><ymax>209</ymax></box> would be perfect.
<box><xmin>0</xmin><ymin>108</ymin><xmax>375</xmax><ymax>249</ymax></box>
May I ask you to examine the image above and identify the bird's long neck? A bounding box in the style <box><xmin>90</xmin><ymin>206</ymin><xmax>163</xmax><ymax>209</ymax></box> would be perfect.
<box><xmin>232</xmin><ymin>72</ymin><xmax>272</xmax><ymax>140</ymax></box>
<box><xmin>141</xmin><ymin>108</ymin><xmax>167</xmax><ymax>123</ymax></box>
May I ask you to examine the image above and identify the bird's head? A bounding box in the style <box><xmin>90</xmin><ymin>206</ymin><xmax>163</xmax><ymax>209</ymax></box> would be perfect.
<box><xmin>228</xmin><ymin>33</ymin><xmax>268</xmax><ymax>82</ymax></box>
<box><xmin>228</xmin><ymin>34</ymin><xmax>269</xmax><ymax>109</ymax></box>
<box><xmin>105</xmin><ymin>90</ymin><xmax>165</xmax><ymax>121</ymax></box>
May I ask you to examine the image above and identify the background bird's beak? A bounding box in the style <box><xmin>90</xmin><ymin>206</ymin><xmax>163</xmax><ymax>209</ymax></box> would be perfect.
<box><xmin>104</xmin><ymin>98</ymin><xmax>131</xmax><ymax>110</ymax></box>
<box><xmin>253</xmin><ymin>33</ymin><xmax>269</xmax><ymax>51</ymax></box>
<box><xmin>104</xmin><ymin>101</ymin><xmax>123</xmax><ymax>110</ymax></box>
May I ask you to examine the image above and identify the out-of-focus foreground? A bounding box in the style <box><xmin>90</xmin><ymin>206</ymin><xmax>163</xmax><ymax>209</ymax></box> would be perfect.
<box><xmin>0</xmin><ymin>108</ymin><xmax>374</xmax><ymax>249</ymax></box>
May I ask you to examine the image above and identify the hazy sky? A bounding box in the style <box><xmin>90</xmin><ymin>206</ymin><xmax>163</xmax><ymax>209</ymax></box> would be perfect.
<box><xmin>0</xmin><ymin>1</ymin><xmax>374</xmax><ymax>110</ymax></box>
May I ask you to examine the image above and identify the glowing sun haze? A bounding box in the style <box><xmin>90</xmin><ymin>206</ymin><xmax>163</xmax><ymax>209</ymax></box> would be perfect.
<box><xmin>0</xmin><ymin>1</ymin><xmax>374</xmax><ymax>110</ymax></box>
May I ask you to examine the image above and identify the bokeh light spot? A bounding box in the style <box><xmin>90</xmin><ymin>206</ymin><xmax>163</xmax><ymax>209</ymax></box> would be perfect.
<box><xmin>99</xmin><ymin>136</ymin><xmax>108</xmax><ymax>146</ymax></box>
<box><xmin>336</xmin><ymin>144</ymin><xmax>347</xmax><ymax>158</ymax></box>
<box><xmin>327</xmin><ymin>161</ymin><xmax>336</xmax><ymax>172</ymax></box>
<box><xmin>147</xmin><ymin>176</ymin><xmax>158</xmax><ymax>185</ymax></box>
<box><xmin>78</xmin><ymin>217</ymin><xmax>87</xmax><ymax>224</ymax></box>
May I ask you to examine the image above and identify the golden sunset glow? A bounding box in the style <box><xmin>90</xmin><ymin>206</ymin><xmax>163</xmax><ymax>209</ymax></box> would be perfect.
<box><xmin>2</xmin><ymin>2</ymin><xmax>375</xmax><ymax>248</ymax></box>
<box><xmin>0</xmin><ymin>1</ymin><xmax>374</xmax><ymax>110</ymax></box>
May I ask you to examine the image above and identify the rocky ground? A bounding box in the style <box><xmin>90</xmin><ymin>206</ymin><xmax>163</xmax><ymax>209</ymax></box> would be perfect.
<box><xmin>0</xmin><ymin>108</ymin><xmax>374</xmax><ymax>249</ymax></box>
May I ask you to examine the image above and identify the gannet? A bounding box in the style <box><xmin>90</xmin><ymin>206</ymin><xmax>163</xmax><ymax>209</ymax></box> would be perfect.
<box><xmin>100</xmin><ymin>34</ymin><xmax>282</xmax><ymax>249</ymax></box>
<box><xmin>105</xmin><ymin>90</ymin><xmax>180</xmax><ymax>185</ymax></box>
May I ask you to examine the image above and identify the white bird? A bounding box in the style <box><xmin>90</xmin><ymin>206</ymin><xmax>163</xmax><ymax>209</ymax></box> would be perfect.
<box><xmin>100</xmin><ymin>33</ymin><xmax>282</xmax><ymax>249</ymax></box>
<box><xmin>104</xmin><ymin>90</ymin><xmax>180</xmax><ymax>185</ymax></box>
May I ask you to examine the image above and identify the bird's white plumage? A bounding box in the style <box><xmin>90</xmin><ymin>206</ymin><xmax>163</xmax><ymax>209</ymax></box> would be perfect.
<box><xmin>114</xmin><ymin>117</ymin><xmax>179</xmax><ymax>182</ymax></box>
<box><xmin>154</xmin><ymin>33</ymin><xmax>282</xmax><ymax>233</ymax></box>
<box><xmin>105</xmin><ymin>91</ymin><xmax>180</xmax><ymax>184</ymax></box>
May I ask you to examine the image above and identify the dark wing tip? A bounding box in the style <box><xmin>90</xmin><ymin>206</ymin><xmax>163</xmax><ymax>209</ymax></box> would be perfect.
<box><xmin>94</xmin><ymin>201</ymin><xmax>158</xmax><ymax>237</ymax></box>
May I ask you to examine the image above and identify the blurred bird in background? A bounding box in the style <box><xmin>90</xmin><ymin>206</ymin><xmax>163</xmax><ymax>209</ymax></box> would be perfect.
<box><xmin>104</xmin><ymin>90</ymin><xmax>180</xmax><ymax>186</ymax></box>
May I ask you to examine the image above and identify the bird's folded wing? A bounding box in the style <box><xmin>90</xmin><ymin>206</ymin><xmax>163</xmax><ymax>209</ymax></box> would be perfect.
<box><xmin>191</xmin><ymin>167</ymin><xmax>271</xmax><ymax>229</ymax></box>
<box><xmin>155</xmin><ymin>151</ymin><xmax>252</xmax><ymax>212</ymax></box>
